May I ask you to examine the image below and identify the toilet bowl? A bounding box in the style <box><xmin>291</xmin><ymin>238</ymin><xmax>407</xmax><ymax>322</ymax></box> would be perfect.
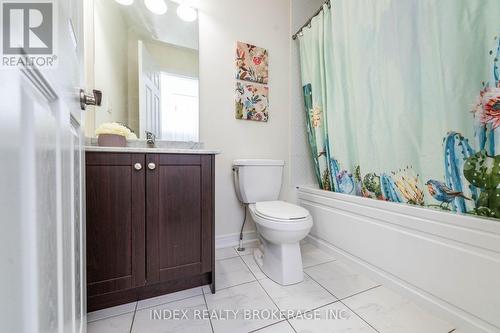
<box><xmin>232</xmin><ymin>159</ymin><xmax>314</xmax><ymax>285</ymax></box>
<box><xmin>249</xmin><ymin>201</ymin><xmax>313</xmax><ymax>285</ymax></box>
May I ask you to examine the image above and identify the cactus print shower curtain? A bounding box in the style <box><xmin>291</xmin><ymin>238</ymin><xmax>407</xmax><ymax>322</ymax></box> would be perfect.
<box><xmin>298</xmin><ymin>1</ymin><xmax>500</xmax><ymax>220</ymax></box>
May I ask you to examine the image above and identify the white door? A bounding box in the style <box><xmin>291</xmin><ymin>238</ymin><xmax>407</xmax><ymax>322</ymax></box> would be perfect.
<box><xmin>0</xmin><ymin>0</ymin><xmax>85</xmax><ymax>333</ymax></box>
<box><xmin>160</xmin><ymin>73</ymin><xmax>199</xmax><ymax>142</ymax></box>
<box><xmin>138</xmin><ymin>40</ymin><xmax>161</xmax><ymax>139</ymax></box>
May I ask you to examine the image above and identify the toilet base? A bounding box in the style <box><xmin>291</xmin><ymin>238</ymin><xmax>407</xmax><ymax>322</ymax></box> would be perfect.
<box><xmin>254</xmin><ymin>236</ymin><xmax>304</xmax><ymax>285</ymax></box>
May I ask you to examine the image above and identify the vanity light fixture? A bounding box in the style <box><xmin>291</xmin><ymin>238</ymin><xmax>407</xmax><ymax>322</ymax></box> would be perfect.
<box><xmin>176</xmin><ymin>4</ymin><xmax>197</xmax><ymax>22</ymax></box>
<box><xmin>115</xmin><ymin>0</ymin><xmax>134</xmax><ymax>5</ymax></box>
<box><xmin>144</xmin><ymin>0</ymin><xmax>168</xmax><ymax>15</ymax></box>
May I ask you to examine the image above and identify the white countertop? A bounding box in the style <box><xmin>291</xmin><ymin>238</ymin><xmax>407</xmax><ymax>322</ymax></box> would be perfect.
<box><xmin>85</xmin><ymin>146</ymin><xmax>220</xmax><ymax>155</ymax></box>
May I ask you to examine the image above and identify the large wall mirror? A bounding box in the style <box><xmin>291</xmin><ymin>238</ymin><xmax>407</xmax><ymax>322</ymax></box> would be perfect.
<box><xmin>89</xmin><ymin>0</ymin><xmax>199</xmax><ymax>141</ymax></box>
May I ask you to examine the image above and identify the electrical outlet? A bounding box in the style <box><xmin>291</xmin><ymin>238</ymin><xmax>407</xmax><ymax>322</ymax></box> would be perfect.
<box><xmin>102</xmin><ymin>96</ymin><xmax>112</xmax><ymax>114</ymax></box>
<box><xmin>107</xmin><ymin>99</ymin><xmax>113</xmax><ymax>114</ymax></box>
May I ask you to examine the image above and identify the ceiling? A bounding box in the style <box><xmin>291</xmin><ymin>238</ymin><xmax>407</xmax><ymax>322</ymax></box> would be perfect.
<box><xmin>114</xmin><ymin>0</ymin><xmax>199</xmax><ymax>50</ymax></box>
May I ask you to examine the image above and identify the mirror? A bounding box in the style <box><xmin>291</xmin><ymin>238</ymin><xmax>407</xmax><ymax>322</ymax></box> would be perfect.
<box><xmin>91</xmin><ymin>0</ymin><xmax>199</xmax><ymax>141</ymax></box>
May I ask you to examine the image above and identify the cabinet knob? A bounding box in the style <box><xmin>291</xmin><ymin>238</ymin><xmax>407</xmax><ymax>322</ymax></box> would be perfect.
<box><xmin>134</xmin><ymin>163</ymin><xmax>142</xmax><ymax>171</ymax></box>
<box><xmin>148</xmin><ymin>162</ymin><xmax>156</xmax><ymax>170</ymax></box>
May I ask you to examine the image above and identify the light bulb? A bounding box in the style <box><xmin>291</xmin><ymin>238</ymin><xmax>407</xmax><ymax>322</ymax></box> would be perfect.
<box><xmin>144</xmin><ymin>0</ymin><xmax>168</xmax><ymax>15</ymax></box>
<box><xmin>115</xmin><ymin>0</ymin><xmax>134</xmax><ymax>5</ymax></box>
<box><xmin>176</xmin><ymin>4</ymin><xmax>197</xmax><ymax>22</ymax></box>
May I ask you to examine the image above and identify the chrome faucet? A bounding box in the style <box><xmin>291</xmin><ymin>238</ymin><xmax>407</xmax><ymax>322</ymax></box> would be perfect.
<box><xmin>145</xmin><ymin>131</ymin><xmax>156</xmax><ymax>145</ymax></box>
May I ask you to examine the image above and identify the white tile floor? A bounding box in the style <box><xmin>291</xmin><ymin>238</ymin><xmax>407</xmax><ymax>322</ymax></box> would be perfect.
<box><xmin>87</xmin><ymin>242</ymin><xmax>457</xmax><ymax>333</ymax></box>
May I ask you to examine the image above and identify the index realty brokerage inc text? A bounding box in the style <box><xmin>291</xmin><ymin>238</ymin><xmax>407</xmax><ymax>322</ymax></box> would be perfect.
<box><xmin>151</xmin><ymin>308</ymin><xmax>350</xmax><ymax>321</ymax></box>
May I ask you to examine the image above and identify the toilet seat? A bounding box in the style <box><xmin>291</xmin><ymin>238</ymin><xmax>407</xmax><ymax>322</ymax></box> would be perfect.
<box><xmin>254</xmin><ymin>201</ymin><xmax>310</xmax><ymax>221</ymax></box>
<box><xmin>249</xmin><ymin>202</ymin><xmax>312</xmax><ymax>232</ymax></box>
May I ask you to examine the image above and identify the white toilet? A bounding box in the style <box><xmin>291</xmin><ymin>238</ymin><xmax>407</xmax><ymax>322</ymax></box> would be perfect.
<box><xmin>233</xmin><ymin>159</ymin><xmax>313</xmax><ymax>285</ymax></box>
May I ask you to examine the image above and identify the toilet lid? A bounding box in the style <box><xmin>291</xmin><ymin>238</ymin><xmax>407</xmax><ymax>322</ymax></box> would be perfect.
<box><xmin>255</xmin><ymin>201</ymin><xmax>309</xmax><ymax>220</ymax></box>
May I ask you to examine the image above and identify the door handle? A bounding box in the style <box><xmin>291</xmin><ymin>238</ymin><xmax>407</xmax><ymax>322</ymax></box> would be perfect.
<box><xmin>80</xmin><ymin>89</ymin><xmax>102</xmax><ymax>110</ymax></box>
<box><xmin>134</xmin><ymin>163</ymin><xmax>143</xmax><ymax>171</ymax></box>
<box><xmin>148</xmin><ymin>163</ymin><xmax>156</xmax><ymax>170</ymax></box>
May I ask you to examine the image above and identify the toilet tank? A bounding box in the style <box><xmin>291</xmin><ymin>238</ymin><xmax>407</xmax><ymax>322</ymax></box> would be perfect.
<box><xmin>233</xmin><ymin>159</ymin><xmax>285</xmax><ymax>204</ymax></box>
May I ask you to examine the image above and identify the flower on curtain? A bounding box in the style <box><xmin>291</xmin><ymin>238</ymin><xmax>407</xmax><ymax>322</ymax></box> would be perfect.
<box><xmin>393</xmin><ymin>168</ymin><xmax>425</xmax><ymax>206</ymax></box>
<box><xmin>310</xmin><ymin>106</ymin><xmax>323</xmax><ymax>128</ymax></box>
<box><xmin>473</xmin><ymin>85</ymin><xmax>500</xmax><ymax>129</ymax></box>
<box><xmin>482</xmin><ymin>87</ymin><xmax>500</xmax><ymax>129</ymax></box>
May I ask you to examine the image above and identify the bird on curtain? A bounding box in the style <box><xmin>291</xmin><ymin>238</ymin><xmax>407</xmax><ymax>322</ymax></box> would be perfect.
<box><xmin>425</xmin><ymin>180</ymin><xmax>471</xmax><ymax>209</ymax></box>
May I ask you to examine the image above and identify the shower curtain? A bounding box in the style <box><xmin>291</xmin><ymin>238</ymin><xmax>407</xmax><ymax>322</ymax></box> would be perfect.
<box><xmin>298</xmin><ymin>0</ymin><xmax>500</xmax><ymax>221</ymax></box>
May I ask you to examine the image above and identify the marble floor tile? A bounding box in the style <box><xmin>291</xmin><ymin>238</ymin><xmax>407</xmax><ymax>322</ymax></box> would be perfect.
<box><xmin>305</xmin><ymin>261</ymin><xmax>379</xmax><ymax>299</ymax></box>
<box><xmin>87</xmin><ymin>302</ymin><xmax>137</xmax><ymax>323</ymax></box>
<box><xmin>87</xmin><ymin>241</ymin><xmax>457</xmax><ymax>333</ymax></box>
<box><xmin>241</xmin><ymin>254</ymin><xmax>267</xmax><ymax>280</ymax></box>
<box><xmin>137</xmin><ymin>286</ymin><xmax>203</xmax><ymax>311</ymax></box>
<box><xmin>132</xmin><ymin>295</ymin><xmax>212</xmax><ymax>333</ymax></box>
<box><xmin>259</xmin><ymin>275</ymin><xmax>337</xmax><ymax>313</ymax></box>
<box><xmin>213</xmin><ymin>256</ymin><xmax>256</xmax><ymax>290</ymax></box>
<box><xmin>87</xmin><ymin>312</ymin><xmax>135</xmax><ymax>333</ymax></box>
<box><xmin>252</xmin><ymin>320</ymin><xmax>295</xmax><ymax>333</ymax></box>
<box><xmin>216</xmin><ymin>247</ymin><xmax>239</xmax><ymax>260</ymax></box>
<box><xmin>343</xmin><ymin>286</ymin><xmax>454</xmax><ymax>333</ymax></box>
<box><xmin>289</xmin><ymin>302</ymin><xmax>376</xmax><ymax>333</ymax></box>
<box><xmin>301</xmin><ymin>243</ymin><xmax>336</xmax><ymax>268</ymax></box>
<box><xmin>204</xmin><ymin>281</ymin><xmax>279</xmax><ymax>333</ymax></box>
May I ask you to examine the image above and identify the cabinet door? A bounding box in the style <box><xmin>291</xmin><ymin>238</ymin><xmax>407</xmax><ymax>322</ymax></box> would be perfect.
<box><xmin>86</xmin><ymin>153</ymin><xmax>146</xmax><ymax>297</ymax></box>
<box><xmin>146</xmin><ymin>154</ymin><xmax>213</xmax><ymax>284</ymax></box>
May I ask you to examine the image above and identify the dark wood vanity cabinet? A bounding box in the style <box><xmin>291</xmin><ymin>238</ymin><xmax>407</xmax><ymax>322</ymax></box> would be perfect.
<box><xmin>86</xmin><ymin>153</ymin><xmax>146</xmax><ymax>300</ymax></box>
<box><xmin>86</xmin><ymin>152</ymin><xmax>215</xmax><ymax>311</ymax></box>
<box><xmin>146</xmin><ymin>154</ymin><xmax>213</xmax><ymax>284</ymax></box>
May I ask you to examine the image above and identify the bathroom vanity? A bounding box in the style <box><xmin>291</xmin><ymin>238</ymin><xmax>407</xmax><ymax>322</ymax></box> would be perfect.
<box><xmin>84</xmin><ymin>0</ymin><xmax>209</xmax><ymax>311</ymax></box>
<box><xmin>85</xmin><ymin>147</ymin><xmax>217</xmax><ymax>311</ymax></box>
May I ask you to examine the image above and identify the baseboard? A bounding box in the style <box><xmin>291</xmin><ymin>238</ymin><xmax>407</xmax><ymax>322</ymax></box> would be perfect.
<box><xmin>87</xmin><ymin>273</ymin><xmax>211</xmax><ymax>312</ymax></box>
<box><xmin>215</xmin><ymin>230</ymin><xmax>258</xmax><ymax>249</ymax></box>
<box><xmin>305</xmin><ymin>234</ymin><xmax>498</xmax><ymax>333</ymax></box>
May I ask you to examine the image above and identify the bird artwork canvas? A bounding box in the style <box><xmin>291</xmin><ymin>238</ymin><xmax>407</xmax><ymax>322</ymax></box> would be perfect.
<box><xmin>235</xmin><ymin>82</ymin><xmax>269</xmax><ymax>122</ymax></box>
<box><xmin>236</xmin><ymin>42</ymin><xmax>269</xmax><ymax>84</ymax></box>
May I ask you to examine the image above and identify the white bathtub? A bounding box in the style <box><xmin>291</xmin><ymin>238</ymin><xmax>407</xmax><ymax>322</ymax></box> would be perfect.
<box><xmin>297</xmin><ymin>186</ymin><xmax>500</xmax><ymax>333</ymax></box>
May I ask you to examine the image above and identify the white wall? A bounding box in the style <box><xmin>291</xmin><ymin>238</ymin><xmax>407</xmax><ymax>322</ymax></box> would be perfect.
<box><xmin>289</xmin><ymin>0</ymin><xmax>324</xmax><ymax>198</ymax></box>
<box><xmin>198</xmin><ymin>0</ymin><xmax>292</xmax><ymax>239</ymax></box>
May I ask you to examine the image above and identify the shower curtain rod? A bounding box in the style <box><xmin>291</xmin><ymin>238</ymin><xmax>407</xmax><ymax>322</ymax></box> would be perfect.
<box><xmin>292</xmin><ymin>0</ymin><xmax>331</xmax><ymax>40</ymax></box>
